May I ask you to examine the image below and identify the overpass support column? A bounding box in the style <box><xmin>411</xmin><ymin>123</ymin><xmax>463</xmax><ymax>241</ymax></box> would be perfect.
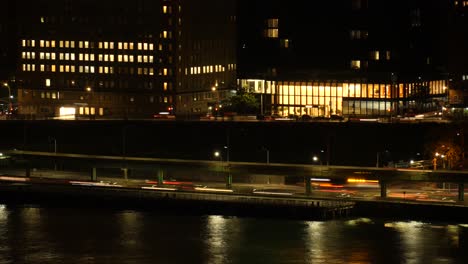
<box><xmin>226</xmin><ymin>166</ymin><xmax>232</xmax><ymax>189</ymax></box>
<box><xmin>157</xmin><ymin>169</ymin><xmax>164</xmax><ymax>185</ymax></box>
<box><xmin>305</xmin><ymin>177</ymin><xmax>311</xmax><ymax>196</ymax></box>
<box><xmin>458</xmin><ymin>183</ymin><xmax>465</xmax><ymax>202</ymax></box>
<box><xmin>380</xmin><ymin>180</ymin><xmax>387</xmax><ymax>198</ymax></box>
<box><xmin>121</xmin><ymin>168</ymin><xmax>128</xmax><ymax>181</ymax></box>
<box><xmin>91</xmin><ymin>167</ymin><xmax>97</xmax><ymax>181</ymax></box>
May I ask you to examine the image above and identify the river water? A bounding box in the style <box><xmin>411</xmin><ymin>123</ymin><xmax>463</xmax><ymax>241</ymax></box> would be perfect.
<box><xmin>0</xmin><ymin>204</ymin><xmax>467</xmax><ymax>264</ymax></box>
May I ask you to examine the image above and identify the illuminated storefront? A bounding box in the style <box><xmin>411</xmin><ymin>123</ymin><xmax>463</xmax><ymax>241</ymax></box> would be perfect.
<box><xmin>240</xmin><ymin>79</ymin><xmax>448</xmax><ymax>117</ymax></box>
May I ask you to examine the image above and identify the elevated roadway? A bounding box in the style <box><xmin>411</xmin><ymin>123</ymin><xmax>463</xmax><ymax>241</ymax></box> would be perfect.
<box><xmin>3</xmin><ymin>149</ymin><xmax>468</xmax><ymax>201</ymax></box>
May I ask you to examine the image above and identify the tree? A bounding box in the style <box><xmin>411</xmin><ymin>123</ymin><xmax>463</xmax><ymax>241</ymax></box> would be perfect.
<box><xmin>425</xmin><ymin>139</ymin><xmax>463</xmax><ymax>170</ymax></box>
<box><xmin>221</xmin><ymin>90</ymin><xmax>259</xmax><ymax>115</ymax></box>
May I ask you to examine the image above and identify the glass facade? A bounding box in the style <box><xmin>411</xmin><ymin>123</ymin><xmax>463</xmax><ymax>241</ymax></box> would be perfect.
<box><xmin>240</xmin><ymin>79</ymin><xmax>448</xmax><ymax>117</ymax></box>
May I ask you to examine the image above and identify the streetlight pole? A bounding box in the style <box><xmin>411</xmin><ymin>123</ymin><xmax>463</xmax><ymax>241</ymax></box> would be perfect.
<box><xmin>3</xmin><ymin>82</ymin><xmax>12</xmax><ymax>113</ymax></box>
<box><xmin>48</xmin><ymin>137</ymin><xmax>57</xmax><ymax>171</ymax></box>
<box><xmin>266</xmin><ymin>149</ymin><xmax>270</xmax><ymax>164</ymax></box>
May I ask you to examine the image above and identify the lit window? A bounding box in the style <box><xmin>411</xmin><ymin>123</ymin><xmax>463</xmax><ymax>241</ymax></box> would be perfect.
<box><xmin>129</xmin><ymin>43</ymin><xmax>133</xmax><ymax>50</ymax></box>
<box><xmin>31</xmin><ymin>40</ymin><xmax>35</xmax><ymax>47</ymax></box>
<box><xmin>370</xmin><ymin>51</ymin><xmax>379</xmax><ymax>60</ymax></box>
<box><xmin>144</xmin><ymin>43</ymin><xmax>148</xmax><ymax>50</ymax></box>
<box><xmin>149</xmin><ymin>43</ymin><xmax>154</xmax><ymax>50</ymax></box>
<box><xmin>109</xmin><ymin>55</ymin><xmax>114</xmax><ymax>62</ymax></box>
<box><xmin>40</xmin><ymin>40</ymin><xmax>45</xmax><ymax>47</ymax></box>
<box><xmin>109</xmin><ymin>42</ymin><xmax>114</xmax><ymax>49</ymax></box>
<box><xmin>22</xmin><ymin>40</ymin><xmax>26</xmax><ymax>47</ymax></box>
<box><xmin>45</xmin><ymin>79</ymin><xmax>51</xmax><ymax>87</ymax></box>
<box><xmin>138</xmin><ymin>43</ymin><xmax>142</xmax><ymax>50</ymax></box>
<box><xmin>280</xmin><ymin>39</ymin><xmax>289</xmax><ymax>48</ymax></box>
<box><xmin>163</xmin><ymin>6</ymin><xmax>168</xmax><ymax>13</ymax></box>
<box><xmin>118</xmin><ymin>42</ymin><xmax>123</xmax><ymax>49</ymax></box>
<box><xmin>70</xmin><ymin>41</ymin><xmax>75</xmax><ymax>48</ymax></box>
<box><xmin>60</xmin><ymin>41</ymin><xmax>64</xmax><ymax>48</ymax></box>
<box><xmin>351</xmin><ymin>60</ymin><xmax>361</xmax><ymax>69</ymax></box>
<box><xmin>265</xmin><ymin>29</ymin><xmax>278</xmax><ymax>38</ymax></box>
<box><xmin>60</xmin><ymin>65</ymin><xmax>64</xmax><ymax>72</ymax></box>
<box><xmin>84</xmin><ymin>41</ymin><xmax>89</xmax><ymax>49</ymax></box>
<box><xmin>51</xmin><ymin>65</ymin><xmax>56</xmax><ymax>72</ymax></box>
<box><xmin>104</xmin><ymin>42</ymin><xmax>108</xmax><ymax>49</ymax></box>
<box><xmin>65</xmin><ymin>41</ymin><xmax>69</xmax><ymax>48</ymax></box>
<box><xmin>386</xmin><ymin>51</ymin><xmax>391</xmax><ymax>60</ymax></box>
<box><xmin>51</xmin><ymin>40</ymin><xmax>55</xmax><ymax>48</ymax></box>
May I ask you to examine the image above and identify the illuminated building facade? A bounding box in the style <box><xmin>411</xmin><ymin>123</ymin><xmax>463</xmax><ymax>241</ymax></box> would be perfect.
<box><xmin>16</xmin><ymin>0</ymin><xmax>236</xmax><ymax>119</ymax></box>
<box><xmin>238</xmin><ymin>0</ymin><xmax>453</xmax><ymax>118</ymax></box>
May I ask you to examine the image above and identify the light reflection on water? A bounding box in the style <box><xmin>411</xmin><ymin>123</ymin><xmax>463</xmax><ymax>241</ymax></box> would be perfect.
<box><xmin>0</xmin><ymin>204</ymin><xmax>467</xmax><ymax>264</ymax></box>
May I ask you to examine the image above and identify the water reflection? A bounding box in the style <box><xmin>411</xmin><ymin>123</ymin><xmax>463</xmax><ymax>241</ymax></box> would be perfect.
<box><xmin>205</xmin><ymin>215</ymin><xmax>229</xmax><ymax>264</ymax></box>
<box><xmin>0</xmin><ymin>204</ymin><xmax>467</xmax><ymax>264</ymax></box>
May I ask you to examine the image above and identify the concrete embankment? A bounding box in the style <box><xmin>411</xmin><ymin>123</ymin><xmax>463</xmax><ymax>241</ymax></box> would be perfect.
<box><xmin>0</xmin><ymin>183</ymin><xmax>353</xmax><ymax>220</ymax></box>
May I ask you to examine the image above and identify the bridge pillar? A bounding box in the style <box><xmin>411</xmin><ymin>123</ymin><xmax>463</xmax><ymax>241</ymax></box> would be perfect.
<box><xmin>459</xmin><ymin>183</ymin><xmax>465</xmax><ymax>202</ymax></box>
<box><xmin>91</xmin><ymin>167</ymin><xmax>97</xmax><ymax>181</ymax></box>
<box><xmin>305</xmin><ymin>177</ymin><xmax>311</xmax><ymax>195</ymax></box>
<box><xmin>121</xmin><ymin>168</ymin><xmax>128</xmax><ymax>180</ymax></box>
<box><xmin>157</xmin><ymin>169</ymin><xmax>164</xmax><ymax>185</ymax></box>
<box><xmin>380</xmin><ymin>180</ymin><xmax>387</xmax><ymax>198</ymax></box>
<box><xmin>226</xmin><ymin>172</ymin><xmax>232</xmax><ymax>189</ymax></box>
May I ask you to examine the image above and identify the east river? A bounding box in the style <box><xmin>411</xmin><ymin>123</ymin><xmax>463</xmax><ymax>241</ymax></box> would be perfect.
<box><xmin>0</xmin><ymin>204</ymin><xmax>467</xmax><ymax>264</ymax></box>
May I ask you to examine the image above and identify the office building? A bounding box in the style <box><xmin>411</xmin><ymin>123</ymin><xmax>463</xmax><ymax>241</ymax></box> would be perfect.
<box><xmin>15</xmin><ymin>0</ymin><xmax>236</xmax><ymax>119</ymax></box>
<box><xmin>238</xmin><ymin>0</ymin><xmax>453</xmax><ymax>118</ymax></box>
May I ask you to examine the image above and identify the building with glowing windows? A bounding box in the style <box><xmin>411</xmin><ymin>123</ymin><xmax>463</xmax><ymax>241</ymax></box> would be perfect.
<box><xmin>237</xmin><ymin>0</ymin><xmax>455</xmax><ymax>118</ymax></box>
<box><xmin>15</xmin><ymin>0</ymin><xmax>236</xmax><ymax>119</ymax></box>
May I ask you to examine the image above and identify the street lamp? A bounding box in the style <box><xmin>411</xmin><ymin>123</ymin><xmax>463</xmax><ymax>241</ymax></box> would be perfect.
<box><xmin>214</xmin><ymin>151</ymin><xmax>222</xmax><ymax>162</ymax></box>
<box><xmin>312</xmin><ymin>155</ymin><xmax>320</xmax><ymax>165</ymax></box>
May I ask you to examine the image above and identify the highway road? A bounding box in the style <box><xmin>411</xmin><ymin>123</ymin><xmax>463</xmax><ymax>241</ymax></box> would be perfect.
<box><xmin>0</xmin><ymin>168</ymin><xmax>464</xmax><ymax>205</ymax></box>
